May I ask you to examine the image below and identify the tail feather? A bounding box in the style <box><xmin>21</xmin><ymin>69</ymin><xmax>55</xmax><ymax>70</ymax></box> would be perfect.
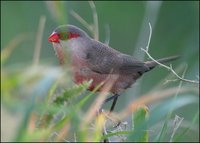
<box><xmin>145</xmin><ymin>55</ymin><xmax>180</xmax><ymax>71</ymax></box>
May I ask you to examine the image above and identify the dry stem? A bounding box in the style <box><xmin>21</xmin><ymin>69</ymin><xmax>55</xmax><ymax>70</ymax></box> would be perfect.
<box><xmin>141</xmin><ymin>23</ymin><xmax>199</xmax><ymax>85</ymax></box>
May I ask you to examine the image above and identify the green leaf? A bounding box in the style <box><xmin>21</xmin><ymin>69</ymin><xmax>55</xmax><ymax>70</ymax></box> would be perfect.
<box><xmin>127</xmin><ymin>106</ymin><xmax>149</xmax><ymax>142</ymax></box>
<box><xmin>53</xmin><ymin>81</ymin><xmax>90</xmax><ymax>105</ymax></box>
<box><xmin>18</xmin><ymin>129</ymin><xmax>51</xmax><ymax>142</ymax></box>
<box><xmin>101</xmin><ymin>131</ymin><xmax>131</xmax><ymax>140</ymax></box>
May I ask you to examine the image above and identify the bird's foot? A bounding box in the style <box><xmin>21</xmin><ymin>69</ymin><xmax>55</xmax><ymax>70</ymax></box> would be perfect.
<box><xmin>113</xmin><ymin>121</ymin><xmax>121</xmax><ymax>128</ymax></box>
<box><xmin>113</xmin><ymin>121</ymin><xmax>128</xmax><ymax>129</ymax></box>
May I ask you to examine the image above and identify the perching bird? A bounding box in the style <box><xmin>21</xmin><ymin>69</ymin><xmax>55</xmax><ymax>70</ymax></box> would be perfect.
<box><xmin>48</xmin><ymin>25</ymin><xmax>179</xmax><ymax>112</ymax></box>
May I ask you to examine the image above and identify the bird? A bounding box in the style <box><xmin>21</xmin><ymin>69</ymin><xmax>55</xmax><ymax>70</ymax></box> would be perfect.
<box><xmin>48</xmin><ymin>24</ymin><xmax>179</xmax><ymax>112</ymax></box>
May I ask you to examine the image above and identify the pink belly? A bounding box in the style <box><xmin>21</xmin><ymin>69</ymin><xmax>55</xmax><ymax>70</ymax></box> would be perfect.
<box><xmin>73</xmin><ymin>68</ymin><xmax>140</xmax><ymax>94</ymax></box>
<box><xmin>73</xmin><ymin>69</ymin><xmax>107</xmax><ymax>91</ymax></box>
<box><xmin>71</xmin><ymin>56</ymin><xmax>141</xmax><ymax>94</ymax></box>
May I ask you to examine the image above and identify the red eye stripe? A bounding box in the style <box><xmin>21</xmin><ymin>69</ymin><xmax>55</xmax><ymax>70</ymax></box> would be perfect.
<box><xmin>69</xmin><ymin>32</ymin><xmax>80</xmax><ymax>39</ymax></box>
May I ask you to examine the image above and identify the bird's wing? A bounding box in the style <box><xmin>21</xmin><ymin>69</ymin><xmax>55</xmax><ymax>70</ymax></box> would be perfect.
<box><xmin>85</xmin><ymin>40</ymin><xmax>149</xmax><ymax>74</ymax></box>
<box><xmin>118</xmin><ymin>54</ymin><xmax>149</xmax><ymax>73</ymax></box>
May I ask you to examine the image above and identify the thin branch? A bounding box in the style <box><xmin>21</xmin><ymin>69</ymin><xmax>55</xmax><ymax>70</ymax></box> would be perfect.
<box><xmin>157</xmin><ymin>64</ymin><xmax>186</xmax><ymax>141</ymax></box>
<box><xmin>146</xmin><ymin>22</ymin><xmax>152</xmax><ymax>51</ymax></box>
<box><xmin>170</xmin><ymin>115</ymin><xmax>184</xmax><ymax>142</ymax></box>
<box><xmin>163</xmin><ymin>79</ymin><xmax>179</xmax><ymax>85</ymax></box>
<box><xmin>141</xmin><ymin>22</ymin><xmax>199</xmax><ymax>85</ymax></box>
<box><xmin>89</xmin><ymin>1</ymin><xmax>99</xmax><ymax>40</ymax></box>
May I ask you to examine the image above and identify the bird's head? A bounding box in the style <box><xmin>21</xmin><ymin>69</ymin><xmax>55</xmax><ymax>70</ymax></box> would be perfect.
<box><xmin>48</xmin><ymin>25</ymin><xmax>90</xmax><ymax>64</ymax></box>
<box><xmin>48</xmin><ymin>25</ymin><xmax>89</xmax><ymax>43</ymax></box>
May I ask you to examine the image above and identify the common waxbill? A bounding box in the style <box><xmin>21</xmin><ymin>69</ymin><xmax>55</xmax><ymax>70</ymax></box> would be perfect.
<box><xmin>48</xmin><ymin>25</ymin><xmax>179</xmax><ymax>112</ymax></box>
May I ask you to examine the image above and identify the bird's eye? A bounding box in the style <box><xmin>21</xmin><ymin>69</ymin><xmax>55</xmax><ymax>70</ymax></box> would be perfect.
<box><xmin>58</xmin><ymin>32</ymin><xmax>80</xmax><ymax>40</ymax></box>
<box><xmin>58</xmin><ymin>32</ymin><xmax>68</xmax><ymax>40</ymax></box>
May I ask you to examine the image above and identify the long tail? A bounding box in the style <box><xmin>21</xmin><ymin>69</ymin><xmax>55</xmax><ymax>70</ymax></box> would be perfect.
<box><xmin>145</xmin><ymin>55</ymin><xmax>180</xmax><ymax>71</ymax></box>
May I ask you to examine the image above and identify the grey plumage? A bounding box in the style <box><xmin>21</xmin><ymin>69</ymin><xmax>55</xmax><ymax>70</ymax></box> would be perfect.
<box><xmin>84</xmin><ymin>38</ymin><xmax>179</xmax><ymax>75</ymax></box>
<box><xmin>50</xmin><ymin>24</ymin><xmax>179</xmax><ymax>94</ymax></box>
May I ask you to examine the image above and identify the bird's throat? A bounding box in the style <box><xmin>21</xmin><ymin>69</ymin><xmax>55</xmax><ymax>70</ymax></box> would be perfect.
<box><xmin>53</xmin><ymin>43</ymin><xmax>65</xmax><ymax>64</ymax></box>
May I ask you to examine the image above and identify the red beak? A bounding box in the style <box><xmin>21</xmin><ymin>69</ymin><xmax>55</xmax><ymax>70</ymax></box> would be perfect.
<box><xmin>48</xmin><ymin>32</ymin><xmax>60</xmax><ymax>43</ymax></box>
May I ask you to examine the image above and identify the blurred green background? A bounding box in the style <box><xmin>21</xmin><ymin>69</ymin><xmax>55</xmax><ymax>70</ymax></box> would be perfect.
<box><xmin>1</xmin><ymin>1</ymin><xmax>199</xmax><ymax>142</ymax></box>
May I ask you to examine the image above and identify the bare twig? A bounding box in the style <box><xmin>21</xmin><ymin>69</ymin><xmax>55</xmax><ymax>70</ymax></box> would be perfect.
<box><xmin>168</xmin><ymin>67</ymin><xmax>185</xmax><ymax>142</ymax></box>
<box><xmin>170</xmin><ymin>115</ymin><xmax>184</xmax><ymax>142</ymax></box>
<box><xmin>141</xmin><ymin>23</ymin><xmax>199</xmax><ymax>85</ymax></box>
<box><xmin>163</xmin><ymin>79</ymin><xmax>179</xmax><ymax>85</ymax></box>
<box><xmin>157</xmin><ymin>64</ymin><xmax>186</xmax><ymax>141</ymax></box>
